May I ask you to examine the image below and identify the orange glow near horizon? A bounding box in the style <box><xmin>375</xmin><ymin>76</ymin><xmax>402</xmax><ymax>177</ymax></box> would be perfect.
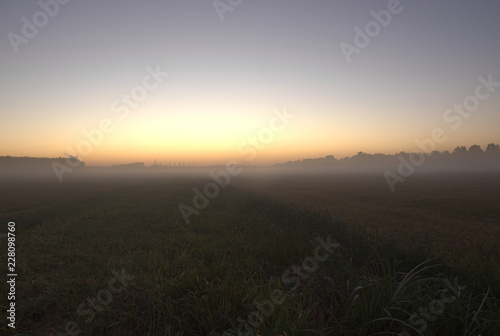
<box><xmin>2</xmin><ymin>101</ymin><xmax>499</xmax><ymax>166</ymax></box>
<box><xmin>2</xmin><ymin>1</ymin><xmax>500</xmax><ymax>168</ymax></box>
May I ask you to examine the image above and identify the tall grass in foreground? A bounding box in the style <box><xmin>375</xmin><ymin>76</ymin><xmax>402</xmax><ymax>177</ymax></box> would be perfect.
<box><xmin>219</xmin><ymin>194</ymin><xmax>500</xmax><ymax>336</ymax></box>
<box><xmin>1</xmin><ymin>183</ymin><xmax>499</xmax><ymax>335</ymax></box>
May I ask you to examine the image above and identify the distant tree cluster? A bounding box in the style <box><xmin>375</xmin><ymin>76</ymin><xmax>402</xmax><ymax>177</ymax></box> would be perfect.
<box><xmin>0</xmin><ymin>156</ymin><xmax>85</xmax><ymax>169</ymax></box>
<box><xmin>277</xmin><ymin>143</ymin><xmax>500</xmax><ymax>168</ymax></box>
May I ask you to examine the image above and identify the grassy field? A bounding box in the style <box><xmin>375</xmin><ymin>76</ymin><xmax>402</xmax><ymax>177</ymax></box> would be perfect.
<box><xmin>233</xmin><ymin>172</ymin><xmax>500</xmax><ymax>270</ymax></box>
<box><xmin>0</xmin><ymin>173</ymin><xmax>499</xmax><ymax>335</ymax></box>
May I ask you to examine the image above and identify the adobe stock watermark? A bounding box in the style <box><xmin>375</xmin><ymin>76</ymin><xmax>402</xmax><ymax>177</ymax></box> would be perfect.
<box><xmin>223</xmin><ymin>236</ymin><xmax>340</xmax><ymax>336</ymax></box>
<box><xmin>384</xmin><ymin>74</ymin><xmax>500</xmax><ymax>192</ymax></box>
<box><xmin>339</xmin><ymin>0</ymin><xmax>413</xmax><ymax>64</ymax></box>
<box><xmin>398</xmin><ymin>277</ymin><xmax>466</xmax><ymax>335</ymax></box>
<box><xmin>51</xmin><ymin>64</ymin><xmax>169</xmax><ymax>182</ymax></box>
<box><xmin>7</xmin><ymin>0</ymin><xmax>73</xmax><ymax>54</ymax></box>
<box><xmin>178</xmin><ymin>107</ymin><xmax>295</xmax><ymax>224</ymax></box>
<box><xmin>48</xmin><ymin>268</ymin><xmax>134</xmax><ymax>336</ymax></box>
<box><xmin>213</xmin><ymin>0</ymin><xmax>243</xmax><ymax>21</ymax></box>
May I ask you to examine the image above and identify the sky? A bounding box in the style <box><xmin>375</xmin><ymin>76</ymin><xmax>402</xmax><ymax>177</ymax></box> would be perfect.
<box><xmin>1</xmin><ymin>0</ymin><xmax>499</xmax><ymax>166</ymax></box>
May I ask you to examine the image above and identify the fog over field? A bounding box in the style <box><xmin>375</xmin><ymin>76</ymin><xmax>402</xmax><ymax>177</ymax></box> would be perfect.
<box><xmin>2</xmin><ymin>0</ymin><xmax>500</xmax><ymax>335</ymax></box>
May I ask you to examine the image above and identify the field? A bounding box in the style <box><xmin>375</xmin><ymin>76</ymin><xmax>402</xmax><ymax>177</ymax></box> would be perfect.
<box><xmin>233</xmin><ymin>171</ymin><xmax>500</xmax><ymax>267</ymax></box>
<box><xmin>0</xmin><ymin>171</ymin><xmax>499</xmax><ymax>335</ymax></box>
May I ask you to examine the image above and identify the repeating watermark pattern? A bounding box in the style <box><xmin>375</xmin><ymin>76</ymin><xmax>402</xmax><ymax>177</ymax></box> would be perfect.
<box><xmin>398</xmin><ymin>277</ymin><xmax>466</xmax><ymax>335</ymax></box>
<box><xmin>213</xmin><ymin>0</ymin><xmax>243</xmax><ymax>21</ymax></box>
<box><xmin>339</xmin><ymin>0</ymin><xmax>413</xmax><ymax>64</ymax></box>
<box><xmin>178</xmin><ymin>107</ymin><xmax>295</xmax><ymax>224</ymax></box>
<box><xmin>7</xmin><ymin>0</ymin><xmax>73</xmax><ymax>54</ymax></box>
<box><xmin>48</xmin><ymin>268</ymin><xmax>134</xmax><ymax>336</ymax></box>
<box><xmin>384</xmin><ymin>73</ymin><xmax>500</xmax><ymax>192</ymax></box>
<box><xmin>223</xmin><ymin>236</ymin><xmax>340</xmax><ymax>336</ymax></box>
<box><xmin>51</xmin><ymin>64</ymin><xmax>169</xmax><ymax>182</ymax></box>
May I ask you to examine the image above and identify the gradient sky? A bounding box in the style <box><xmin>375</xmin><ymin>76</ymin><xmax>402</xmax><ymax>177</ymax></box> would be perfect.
<box><xmin>1</xmin><ymin>0</ymin><xmax>499</xmax><ymax>166</ymax></box>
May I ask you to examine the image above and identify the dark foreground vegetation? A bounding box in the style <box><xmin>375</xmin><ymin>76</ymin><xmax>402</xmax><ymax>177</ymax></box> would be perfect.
<box><xmin>0</xmin><ymin>175</ymin><xmax>498</xmax><ymax>335</ymax></box>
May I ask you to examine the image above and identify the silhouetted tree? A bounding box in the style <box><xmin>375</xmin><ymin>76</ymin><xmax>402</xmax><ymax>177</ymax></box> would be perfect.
<box><xmin>486</xmin><ymin>143</ymin><xmax>500</xmax><ymax>153</ymax></box>
<box><xmin>453</xmin><ymin>146</ymin><xmax>468</xmax><ymax>155</ymax></box>
<box><xmin>469</xmin><ymin>145</ymin><xmax>483</xmax><ymax>154</ymax></box>
<box><xmin>430</xmin><ymin>150</ymin><xmax>441</xmax><ymax>158</ymax></box>
<box><xmin>272</xmin><ymin>143</ymin><xmax>500</xmax><ymax>168</ymax></box>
